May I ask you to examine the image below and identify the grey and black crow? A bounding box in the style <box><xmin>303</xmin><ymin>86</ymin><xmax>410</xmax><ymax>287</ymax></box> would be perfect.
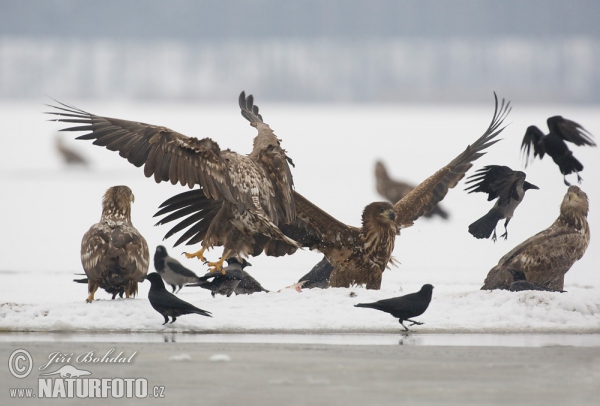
<box><xmin>297</xmin><ymin>255</ymin><xmax>333</xmax><ymax>289</ymax></box>
<box><xmin>354</xmin><ymin>284</ymin><xmax>434</xmax><ymax>331</ymax></box>
<box><xmin>521</xmin><ymin>116</ymin><xmax>596</xmax><ymax>185</ymax></box>
<box><xmin>187</xmin><ymin>258</ymin><xmax>268</xmax><ymax>297</ymax></box>
<box><xmin>144</xmin><ymin>272</ymin><xmax>212</xmax><ymax>324</ymax></box>
<box><xmin>508</xmin><ymin>269</ymin><xmax>566</xmax><ymax>293</ymax></box>
<box><xmin>154</xmin><ymin>245</ymin><xmax>201</xmax><ymax>293</ymax></box>
<box><xmin>466</xmin><ymin>165</ymin><xmax>539</xmax><ymax>241</ymax></box>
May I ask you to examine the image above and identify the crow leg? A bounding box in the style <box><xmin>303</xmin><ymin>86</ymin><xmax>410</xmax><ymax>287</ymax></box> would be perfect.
<box><xmin>491</xmin><ymin>228</ymin><xmax>498</xmax><ymax>243</ymax></box>
<box><xmin>500</xmin><ymin>218</ymin><xmax>511</xmax><ymax>240</ymax></box>
<box><xmin>170</xmin><ymin>285</ymin><xmax>176</xmax><ymax>293</ymax></box>
<box><xmin>576</xmin><ymin>172</ymin><xmax>583</xmax><ymax>184</ymax></box>
<box><xmin>399</xmin><ymin>320</ymin><xmax>410</xmax><ymax>331</ymax></box>
<box><xmin>406</xmin><ymin>319</ymin><xmax>424</xmax><ymax>326</ymax></box>
<box><xmin>170</xmin><ymin>317</ymin><xmax>177</xmax><ymax>324</ymax></box>
<box><xmin>162</xmin><ymin>315</ymin><xmax>169</xmax><ymax>325</ymax></box>
<box><xmin>563</xmin><ymin>175</ymin><xmax>571</xmax><ymax>186</ymax></box>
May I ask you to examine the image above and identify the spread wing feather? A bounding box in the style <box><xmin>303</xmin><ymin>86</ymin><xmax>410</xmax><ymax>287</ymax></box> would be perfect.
<box><xmin>547</xmin><ymin>116</ymin><xmax>596</xmax><ymax>147</ymax></box>
<box><xmin>394</xmin><ymin>93</ymin><xmax>511</xmax><ymax>227</ymax></box>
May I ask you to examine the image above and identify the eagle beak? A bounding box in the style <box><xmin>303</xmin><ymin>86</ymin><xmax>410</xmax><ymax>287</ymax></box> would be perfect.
<box><xmin>387</xmin><ymin>210</ymin><xmax>396</xmax><ymax>221</ymax></box>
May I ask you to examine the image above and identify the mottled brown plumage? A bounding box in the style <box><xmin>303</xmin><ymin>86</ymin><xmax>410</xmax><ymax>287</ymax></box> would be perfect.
<box><xmin>49</xmin><ymin>92</ymin><xmax>299</xmax><ymax>272</ymax></box>
<box><xmin>481</xmin><ymin>186</ymin><xmax>590</xmax><ymax>291</ymax></box>
<box><xmin>80</xmin><ymin>186</ymin><xmax>149</xmax><ymax>302</ymax></box>
<box><xmin>155</xmin><ymin>94</ymin><xmax>509</xmax><ymax>289</ymax></box>
<box><xmin>375</xmin><ymin>161</ymin><xmax>449</xmax><ymax>219</ymax></box>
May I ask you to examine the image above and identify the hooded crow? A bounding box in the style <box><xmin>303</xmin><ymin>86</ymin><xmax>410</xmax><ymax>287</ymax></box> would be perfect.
<box><xmin>154</xmin><ymin>245</ymin><xmax>201</xmax><ymax>293</ymax></box>
<box><xmin>187</xmin><ymin>258</ymin><xmax>268</xmax><ymax>297</ymax></box>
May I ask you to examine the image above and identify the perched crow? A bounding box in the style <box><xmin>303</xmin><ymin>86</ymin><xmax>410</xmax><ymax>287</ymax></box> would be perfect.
<box><xmin>521</xmin><ymin>116</ymin><xmax>596</xmax><ymax>185</ymax></box>
<box><xmin>374</xmin><ymin>161</ymin><xmax>449</xmax><ymax>219</ymax></box>
<box><xmin>144</xmin><ymin>272</ymin><xmax>212</xmax><ymax>324</ymax></box>
<box><xmin>187</xmin><ymin>258</ymin><xmax>268</xmax><ymax>297</ymax></box>
<box><xmin>297</xmin><ymin>255</ymin><xmax>333</xmax><ymax>289</ymax></box>
<box><xmin>154</xmin><ymin>245</ymin><xmax>201</xmax><ymax>293</ymax></box>
<box><xmin>73</xmin><ymin>276</ymin><xmax>123</xmax><ymax>299</ymax></box>
<box><xmin>508</xmin><ymin>269</ymin><xmax>566</xmax><ymax>293</ymax></box>
<box><xmin>466</xmin><ymin>165</ymin><xmax>539</xmax><ymax>241</ymax></box>
<box><xmin>354</xmin><ymin>284</ymin><xmax>434</xmax><ymax>331</ymax></box>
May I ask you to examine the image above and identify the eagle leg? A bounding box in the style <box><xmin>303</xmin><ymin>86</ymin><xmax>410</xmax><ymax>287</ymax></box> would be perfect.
<box><xmin>86</xmin><ymin>282</ymin><xmax>99</xmax><ymax>303</ymax></box>
<box><xmin>184</xmin><ymin>246</ymin><xmax>208</xmax><ymax>262</ymax></box>
<box><xmin>206</xmin><ymin>257</ymin><xmax>226</xmax><ymax>274</ymax></box>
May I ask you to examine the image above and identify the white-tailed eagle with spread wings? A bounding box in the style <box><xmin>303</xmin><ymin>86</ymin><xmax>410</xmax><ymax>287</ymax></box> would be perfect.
<box><xmin>49</xmin><ymin>92</ymin><xmax>300</xmax><ymax>272</ymax></box>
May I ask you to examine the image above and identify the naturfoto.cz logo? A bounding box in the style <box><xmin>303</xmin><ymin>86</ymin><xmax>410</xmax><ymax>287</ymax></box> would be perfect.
<box><xmin>8</xmin><ymin>348</ymin><xmax>166</xmax><ymax>399</ymax></box>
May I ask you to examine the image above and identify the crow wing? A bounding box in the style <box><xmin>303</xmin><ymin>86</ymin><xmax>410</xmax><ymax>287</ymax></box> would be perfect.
<box><xmin>547</xmin><ymin>116</ymin><xmax>596</xmax><ymax>147</ymax></box>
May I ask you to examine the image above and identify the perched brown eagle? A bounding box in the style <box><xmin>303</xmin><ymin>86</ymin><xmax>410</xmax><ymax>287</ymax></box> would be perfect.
<box><xmin>81</xmin><ymin>186</ymin><xmax>149</xmax><ymax>302</ymax></box>
<box><xmin>481</xmin><ymin>185</ymin><xmax>590</xmax><ymax>291</ymax></box>
<box><xmin>156</xmin><ymin>94</ymin><xmax>510</xmax><ymax>289</ymax></box>
<box><xmin>375</xmin><ymin>160</ymin><xmax>449</xmax><ymax>219</ymax></box>
<box><xmin>48</xmin><ymin>92</ymin><xmax>299</xmax><ymax>272</ymax></box>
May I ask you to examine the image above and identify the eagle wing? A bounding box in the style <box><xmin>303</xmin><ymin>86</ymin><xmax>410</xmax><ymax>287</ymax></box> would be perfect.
<box><xmin>393</xmin><ymin>93</ymin><xmax>510</xmax><ymax>228</ymax></box>
<box><xmin>47</xmin><ymin>92</ymin><xmax>291</xmax><ymax>221</ymax></box>
<box><xmin>547</xmin><ymin>116</ymin><xmax>596</xmax><ymax>147</ymax></box>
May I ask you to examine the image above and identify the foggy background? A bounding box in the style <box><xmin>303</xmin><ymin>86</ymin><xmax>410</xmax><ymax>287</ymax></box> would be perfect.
<box><xmin>2</xmin><ymin>0</ymin><xmax>600</xmax><ymax>103</ymax></box>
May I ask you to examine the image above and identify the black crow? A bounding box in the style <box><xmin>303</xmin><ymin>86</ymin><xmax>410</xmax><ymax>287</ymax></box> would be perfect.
<box><xmin>508</xmin><ymin>269</ymin><xmax>566</xmax><ymax>293</ymax></box>
<box><xmin>154</xmin><ymin>245</ymin><xmax>201</xmax><ymax>293</ymax></box>
<box><xmin>521</xmin><ymin>116</ymin><xmax>596</xmax><ymax>185</ymax></box>
<box><xmin>297</xmin><ymin>255</ymin><xmax>333</xmax><ymax>289</ymax></box>
<box><xmin>187</xmin><ymin>258</ymin><xmax>268</xmax><ymax>297</ymax></box>
<box><xmin>144</xmin><ymin>272</ymin><xmax>212</xmax><ymax>324</ymax></box>
<box><xmin>466</xmin><ymin>165</ymin><xmax>539</xmax><ymax>241</ymax></box>
<box><xmin>354</xmin><ymin>284</ymin><xmax>434</xmax><ymax>331</ymax></box>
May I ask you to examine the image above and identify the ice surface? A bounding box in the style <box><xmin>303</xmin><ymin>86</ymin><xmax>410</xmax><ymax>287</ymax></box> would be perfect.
<box><xmin>0</xmin><ymin>100</ymin><xmax>598</xmax><ymax>334</ymax></box>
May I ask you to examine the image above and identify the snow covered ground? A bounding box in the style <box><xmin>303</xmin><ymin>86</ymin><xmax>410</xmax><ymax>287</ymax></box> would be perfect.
<box><xmin>0</xmin><ymin>98</ymin><xmax>599</xmax><ymax>334</ymax></box>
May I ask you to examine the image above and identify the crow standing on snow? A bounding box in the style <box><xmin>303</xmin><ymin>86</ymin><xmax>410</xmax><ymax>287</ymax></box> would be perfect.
<box><xmin>466</xmin><ymin>165</ymin><xmax>539</xmax><ymax>241</ymax></box>
<box><xmin>154</xmin><ymin>245</ymin><xmax>201</xmax><ymax>293</ymax></box>
<box><xmin>144</xmin><ymin>272</ymin><xmax>212</xmax><ymax>324</ymax></box>
<box><xmin>521</xmin><ymin>116</ymin><xmax>596</xmax><ymax>185</ymax></box>
<box><xmin>297</xmin><ymin>255</ymin><xmax>333</xmax><ymax>289</ymax></box>
<box><xmin>354</xmin><ymin>284</ymin><xmax>434</xmax><ymax>331</ymax></box>
<box><xmin>73</xmin><ymin>276</ymin><xmax>123</xmax><ymax>299</ymax></box>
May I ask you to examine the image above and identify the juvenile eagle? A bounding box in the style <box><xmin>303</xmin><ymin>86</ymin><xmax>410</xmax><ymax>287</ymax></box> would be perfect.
<box><xmin>80</xmin><ymin>186</ymin><xmax>149</xmax><ymax>302</ymax></box>
<box><xmin>481</xmin><ymin>186</ymin><xmax>590</xmax><ymax>291</ymax></box>
<box><xmin>521</xmin><ymin>116</ymin><xmax>596</xmax><ymax>185</ymax></box>
<box><xmin>49</xmin><ymin>92</ymin><xmax>299</xmax><ymax>272</ymax></box>
<box><xmin>375</xmin><ymin>161</ymin><xmax>449</xmax><ymax>219</ymax></box>
<box><xmin>156</xmin><ymin>94</ymin><xmax>510</xmax><ymax>289</ymax></box>
<box><xmin>465</xmin><ymin>165</ymin><xmax>539</xmax><ymax>241</ymax></box>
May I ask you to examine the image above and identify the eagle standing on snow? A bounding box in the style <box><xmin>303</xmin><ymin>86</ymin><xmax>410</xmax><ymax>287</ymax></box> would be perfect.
<box><xmin>48</xmin><ymin>92</ymin><xmax>299</xmax><ymax>272</ymax></box>
<box><xmin>481</xmin><ymin>185</ymin><xmax>590</xmax><ymax>291</ymax></box>
<box><xmin>156</xmin><ymin>94</ymin><xmax>510</xmax><ymax>289</ymax></box>
<box><xmin>80</xmin><ymin>186</ymin><xmax>149</xmax><ymax>302</ymax></box>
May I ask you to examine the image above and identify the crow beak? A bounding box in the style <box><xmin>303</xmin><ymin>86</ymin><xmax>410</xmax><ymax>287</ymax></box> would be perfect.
<box><xmin>524</xmin><ymin>181</ymin><xmax>539</xmax><ymax>191</ymax></box>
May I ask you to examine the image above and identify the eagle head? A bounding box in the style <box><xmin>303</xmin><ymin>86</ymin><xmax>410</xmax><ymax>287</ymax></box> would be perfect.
<box><xmin>101</xmin><ymin>185</ymin><xmax>134</xmax><ymax>221</ymax></box>
<box><xmin>562</xmin><ymin>186</ymin><xmax>589</xmax><ymax>216</ymax></box>
<box><xmin>362</xmin><ymin>202</ymin><xmax>396</xmax><ymax>228</ymax></box>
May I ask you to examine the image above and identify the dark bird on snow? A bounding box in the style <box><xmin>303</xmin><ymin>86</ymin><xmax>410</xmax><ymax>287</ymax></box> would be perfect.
<box><xmin>144</xmin><ymin>272</ymin><xmax>212</xmax><ymax>324</ymax></box>
<box><xmin>80</xmin><ymin>186</ymin><xmax>149</xmax><ymax>302</ymax></box>
<box><xmin>521</xmin><ymin>116</ymin><xmax>596</xmax><ymax>185</ymax></box>
<box><xmin>465</xmin><ymin>165</ymin><xmax>539</xmax><ymax>241</ymax></box>
<box><xmin>355</xmin><ymin>284</ymin><xmax>434</xmax><ymax>331</ymax></box>
<box><xmin>188</xmin><ymin>258</ymin><xmax>268</xmax><ymax>297</ymax></box>
<box><xmin>482</xmin><ymin>186</ymin><xmax>590</xmax><ymax>291</ymax></box>
<box><xmin>507</xmin><ymin>269</ymin><xmax>565</xmax><ymax>293</ymax></box>
<box><xmin>73</xmin><ymin>276</ymin><xmax>123</xmax><ymax>299</ymax></box>
<box><xmin>48</xmin><ymin>91</ymin><xmax>300</xmax><ymax>274</ymax></box>
<box><xmin>156</xmin><ymin>94</ymin><xmax>510</xmax><ymax>290</ymax></box>
<box><xmin>297</xmin><ymin>255</ymin><xmax>333</xmax><ymax>289</ymax></box>
<box><xmin>375</xmin><ymin>161</ymin><xmax>449</xmax><ymax>220</ymax></box>
<box><xmin>154</xmin><ymin>245</ymin><xmax>201</xmax><ymax>293</ymax></box>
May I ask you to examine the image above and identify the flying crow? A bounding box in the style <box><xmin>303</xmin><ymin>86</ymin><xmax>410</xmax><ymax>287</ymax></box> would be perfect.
<box><xmin>521</xmin><ymin>116</ymin><xmax>596</xmax><ymax>185</ymax></box>
<box><xmin>466</xmin><ymin>165</ymin><xmax>539</xmax><ymax>241</ymax></box>
<box><xmin>354</xmin><ymin>284</ymin><xmax>434</xmax><ymax>331</ymax></box>
<box><xmin>144</xmin><ymin>272</ymin><xmax>212</xmax><ymax>324</ymax></box>
<box><xmin>154</xmin><ymin>245</ymin><xmax>201</xmax><ymax>293</ymax></box>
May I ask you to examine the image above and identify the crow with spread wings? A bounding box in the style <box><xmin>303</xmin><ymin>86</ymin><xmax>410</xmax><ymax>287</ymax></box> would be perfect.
<box><xmin>156</xmin><ymin>94</ymin><xmax>510</xmax><ymax>289</ymax></box>
<box><xmin>48</xmin><ymin>92</ymin><xmax>300</xmax><ymax>272</ymax></box>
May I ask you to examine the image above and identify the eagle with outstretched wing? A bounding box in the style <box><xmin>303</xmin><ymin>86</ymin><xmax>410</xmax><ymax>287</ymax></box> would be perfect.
<box><xmin>81</xmin><ymin>186</ymin><xmax>149</xmax><ymax>302</ymax></box>
<box><xmin>481</xmin><ymin>185</ymin><xmax>590</xmax><ymax>291</ymax></box>
<box><xmin>156</xmin><ymin>94</ymin><xmax>510</xmax><ymax>289</ymax></box>
<box><xmin>48</xmin><ymin>92</ymin><xmax>300</xmax><ymax>272</ymax></box>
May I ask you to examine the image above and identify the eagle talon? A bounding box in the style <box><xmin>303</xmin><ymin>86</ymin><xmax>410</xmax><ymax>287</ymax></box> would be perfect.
<box><xmin>206</xmin><ymin>257</ymin><xmax>226</xmax><ymax>274</ymax></box>
<box><xmin>183</xmin><ymin>247</ymin><xmax>207</xmax><ymax>262</ymax></box>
